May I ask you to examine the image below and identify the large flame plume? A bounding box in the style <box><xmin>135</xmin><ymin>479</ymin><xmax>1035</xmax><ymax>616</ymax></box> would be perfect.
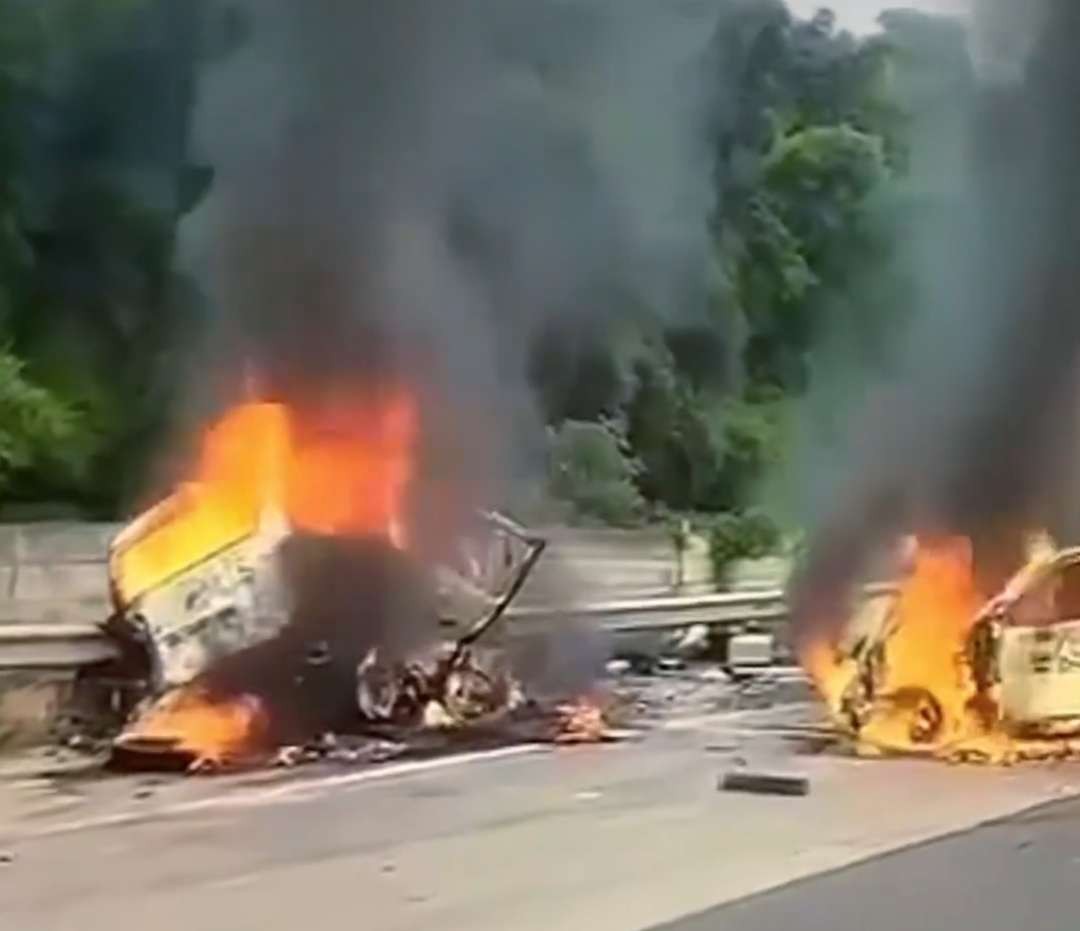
<box><xmin>117</xmin><ymin>389</ymin><xmax>417</xmax><ymax>602</ymax></box>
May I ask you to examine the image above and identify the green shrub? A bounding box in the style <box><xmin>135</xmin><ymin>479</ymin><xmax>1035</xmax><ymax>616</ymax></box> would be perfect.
<box><xmin>707</xmin><ymin>509</ymin><xmax>782</xmax><ymax>581</ymax></box>
<box><xmin>0</xmin><ymin>349</ymin><xmax>95</xmax><ymax>496</ymax></box>
<box><xmin>548</xmin><ymin>420</ymin><xmax>646</xmax><ymax>527</ymax></box>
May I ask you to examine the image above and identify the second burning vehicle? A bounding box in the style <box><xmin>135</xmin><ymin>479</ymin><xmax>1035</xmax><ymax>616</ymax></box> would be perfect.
<box><xmin>806</xmin><ymin>535</ymin><xmax>1080</xmax><ymax>760</ymax></box>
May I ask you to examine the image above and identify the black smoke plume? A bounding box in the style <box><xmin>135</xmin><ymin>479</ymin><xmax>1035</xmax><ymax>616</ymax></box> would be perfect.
<box><xmin>166</xmin><ymin>1</ymin><xmax>726</xmax><ymax>705</ymax></box>
<box><xmin>179</xmin><ymin>0</ymin><xmax>719</xmax><ymax>549</ymax></box>
<box><xmin>789</xmin><ymin>0</ymin><xmax>1080</xmax><ymax>651</ymax></box>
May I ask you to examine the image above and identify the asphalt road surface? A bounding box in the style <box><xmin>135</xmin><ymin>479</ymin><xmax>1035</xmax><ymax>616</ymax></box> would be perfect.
<box><xmin>3</xmin><ymin>702</ymin><xmax>1080</xmax><ymax>931</ymax></box>
<box><xmin>655</xmin><ymin>796</ymin><xmax>1080</xmax><ymax>931</ymax></box>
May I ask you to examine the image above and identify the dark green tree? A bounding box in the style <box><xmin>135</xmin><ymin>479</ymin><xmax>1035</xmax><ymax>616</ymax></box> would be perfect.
<box><xmin>0</xmin><ymin>0</ymin><xmax>207</xmax><ymax>513</ymax></box>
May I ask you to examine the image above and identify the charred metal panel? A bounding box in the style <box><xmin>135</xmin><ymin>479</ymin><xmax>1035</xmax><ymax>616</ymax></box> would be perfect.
<box><xmin>998</xmin><ymin>621</ymin><xmax>1080</xmax><ymax>730</ymax></box>
<box><xmin>106</xmin><ymin>515</ymin><xmax>290</xmax><ymax>691</ymax></box>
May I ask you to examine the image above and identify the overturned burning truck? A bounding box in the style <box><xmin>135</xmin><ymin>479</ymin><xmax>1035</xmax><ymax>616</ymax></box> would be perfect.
<box><xmin>805</xmin><ymin>534</ymin><xmax>1080</xmax><ymax>762</ymax></box>
<box><xmin>95</xmin><ymin>399</ymin><xmax>562</xmax><ymax>769</ymax></box>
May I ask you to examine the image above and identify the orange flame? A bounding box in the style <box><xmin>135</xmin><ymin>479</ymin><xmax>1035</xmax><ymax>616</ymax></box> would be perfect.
<box><xmin>800</xmin><ymin>639</ymin><xmax>857</xmax><ymax>720</ymax></box>
<box><xmin>281</xmin><ymin>392</ymin><xmax>418</xmax><ymax>539</ymax></box>
<box><xmin>555</xmin><ymin>694</ymin><xmax>612</xmax><ymax>744</ymax></box>
<box><xmin>118</xmin><ymin>687</ymin><xmax>270</xmax><ymax>769</ymax></box>
<box><xmin>802</xmin><ymin>537</ymin><xmax>987</xmax><ymax>755</ymax></box>
<box><xmin>113</xmin><ymin>389</ymin><xmax>418</xmax><ymax>605</ymax></box>
<box><xmin>199</xmin><ymin>390</ymin><xmax>418</xmax><ymax>538</ymax></box>
<box><xmin>859</xmin><ymin>537</ymin><xmax>984</xmax><ymax>752</ymax></box>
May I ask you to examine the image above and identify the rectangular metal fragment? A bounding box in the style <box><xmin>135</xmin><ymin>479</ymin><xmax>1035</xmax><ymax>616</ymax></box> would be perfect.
<box><xmin>718</xmin><ymin>770</ymin><xmax>810</xmax><ymax>797</ymax></box>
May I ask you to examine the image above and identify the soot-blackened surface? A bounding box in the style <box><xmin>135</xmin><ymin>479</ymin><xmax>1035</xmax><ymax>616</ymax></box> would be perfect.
<box><xmin>201</xmin><ymin>534</ymin><xmax>437</xmax><ymax>743</ymax></box>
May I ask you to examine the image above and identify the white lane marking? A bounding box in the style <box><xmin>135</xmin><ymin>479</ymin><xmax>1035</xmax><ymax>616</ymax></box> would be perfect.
<box><xmin>10</xmin><ymin>744</ymin><xmax>546</xmax><ymax>841</ymax></box>
<box><xmin>223</xmin><ymin>744</ymin><xmax>547</xmax><ymax>807</ymax></box>
<box><xmin>659</xmin><ymin>705</ymin><xmax>815</xmax><ymax>732</ymax></box>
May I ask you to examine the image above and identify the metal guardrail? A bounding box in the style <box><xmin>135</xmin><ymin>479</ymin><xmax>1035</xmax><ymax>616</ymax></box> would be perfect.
<box><xmin>508</xmin><ymin>591</ymin><xmax>787</xmax><ymax>632</ymax></box>
<box><xmin>507</xmin><ymin>582</ymin><xmax>898</xmax><ymax>633</ymax></box>
<box><xmin>0</xmin><ymin>583</ymin><xmax>899</xmax><ymax>669</ymax></box>
<box><xmin>0</xmin><ymin>624</ymin><xmax>118</xmax><ymax>669</ymax></box>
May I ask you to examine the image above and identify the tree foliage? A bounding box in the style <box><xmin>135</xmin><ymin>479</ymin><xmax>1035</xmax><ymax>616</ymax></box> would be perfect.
<box><xmin>707</xmin><ymin>508</ymin><xmax>782</xmax><ymax>579</ymax></box>
<box><xmin>0</xmin><ymin>347</ymin><xmax>93</xmax><ymax>495</ymax></box>
<box><xmin>0</xmin><ymin>0</ymin><xmax>202</xmax><ymax>512</ymax></box>
<box><xmin>545</xmin><ymin>4</ymin><xmax>971</xmax><ymax>536</ymax></box>
<box><xmin>547</xmin><ymin>419</ymin><xmax>645</xmax><ymax>527</ymax></box>
<box><xmin>0</xmin><ymin>2</ymin><xmax>972</xmax><ymax>530</ymax></box>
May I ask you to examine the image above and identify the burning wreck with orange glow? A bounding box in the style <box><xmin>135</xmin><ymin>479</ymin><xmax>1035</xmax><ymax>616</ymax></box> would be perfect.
<box><xmin>799</xmin><ymin>532</ymin><xmax>1080</xmax><ymax>764</ymax></box>
<box><xmin>96</xmin><ymin>387</ymin><xmax>611</xmax><ymax>771</ymax></box>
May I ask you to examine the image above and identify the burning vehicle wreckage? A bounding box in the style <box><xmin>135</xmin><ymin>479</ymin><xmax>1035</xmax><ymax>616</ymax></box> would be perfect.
<box><xmin>84</xmin><ymin>400</ymin><xmax>614</xmax><ymax>773</ymax></box>
<box><xmin>802</xmin><ymin>533</ymin><xmax>1080</xmax><ymax>764</ymax></box>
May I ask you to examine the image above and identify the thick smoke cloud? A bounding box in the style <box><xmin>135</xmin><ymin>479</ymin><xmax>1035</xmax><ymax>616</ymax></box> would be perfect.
<box><xmin>969</xmin><ymin>0</ymin><xmax>1048</xmax><ymax>85</ymax></box>
<box><xmin>168</xmin><ymin>1</ymin><xmax>725</xmax><ymax>703</ymax></box>
<box><xmin>179</xmin><ymin>0</ymin><xmax>719</xmax><ymax>549</ymax></box>
<box><xmin>790</xmin><ymin>0</ymin><xmax>1080</xmax><ymax>648</ymax></box>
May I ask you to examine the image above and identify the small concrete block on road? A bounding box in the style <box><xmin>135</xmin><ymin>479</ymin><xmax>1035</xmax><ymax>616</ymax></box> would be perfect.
<box><xmin>719</xmin><ymin>770</ymin><xmax>810</xmax><ymax>797</ymax></box>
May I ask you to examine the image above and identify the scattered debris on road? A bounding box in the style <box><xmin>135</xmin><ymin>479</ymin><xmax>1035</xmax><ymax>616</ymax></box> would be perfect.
<box><xmin>272</xmin><ymin>733</ymin><xmax>407</xmax><ymax>769</ymax></box>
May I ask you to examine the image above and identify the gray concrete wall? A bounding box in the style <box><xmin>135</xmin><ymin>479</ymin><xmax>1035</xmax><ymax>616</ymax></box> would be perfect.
<box><xmin>0</xmin><ymin>523</ymin><xmax>120</xmax><ymax>627</ymax></box>
<box><xmin>0</xmin><ymin>522</ymin><xmax>722</xmax><ymax>623</ymax></box>
<box><xmin>0</xmin><ymin>523</ymin><xmax>120</xmax><ymax>747</ymax></box>
<box><xmin>0</xmin><ymin>521</ymin><xmax>724</xmax><ymax>747</ymax></box>
<box><xmin>517</xmin><ymin>526</ymin><xmax>715</xmax><ymax>606</ymax></box>
<box><xmin>0</xmin><ymin>520</ymin><xmax>729</xmax><ymax>621</ymax></box>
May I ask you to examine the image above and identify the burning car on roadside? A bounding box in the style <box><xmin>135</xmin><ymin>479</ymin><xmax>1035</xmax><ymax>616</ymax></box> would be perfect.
<box><xmin>803</xmin><ymin>534</ymin><xmax>1080</xmax><ymax>761</ymax></box>
<box><xmin>89</xmin><ymin>396</ymin><xmax>600</xmax><ymax>771</ymax></box>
